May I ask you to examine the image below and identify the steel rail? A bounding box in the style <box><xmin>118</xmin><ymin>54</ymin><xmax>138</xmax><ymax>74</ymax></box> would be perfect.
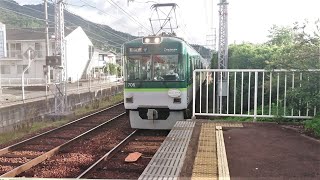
<box><xmin>76</xmin><ymin>130</ymin><xmax>138</xmax><ymax>179</ymax></box>
<box><xmin>0</xmin><ymin>113</ymin><xmax>125</xmax><ymax>177</ymax></box>
<box><xmin>0</xmin><ymin>102</ymin><xmax>124</xmax><ymax>156</ymax></box>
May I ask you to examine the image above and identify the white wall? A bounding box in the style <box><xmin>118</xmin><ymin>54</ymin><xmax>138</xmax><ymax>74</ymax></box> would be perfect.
<box><xmin>0</xmin><ymin>23</ymin><xmax>6</xmax><ymax>58</ymax></box>
<box><xmin>107</xmin><ymin>54</ymin><xmax>116</xmax><ymax>64</ymax></box>
<box><xmin>65</xmin><ymin>27</ymin><xmax>93</xmax><ymax>82</ymax></box>
<box><xmin>1</xmin><ymin>40</ymin><xmax>47</xmax><ymax>79</ymax></box>
<box><xmin>1</xmin><ymin>27</ymin><xmax>93</xmax><ymax>83</ymax></box>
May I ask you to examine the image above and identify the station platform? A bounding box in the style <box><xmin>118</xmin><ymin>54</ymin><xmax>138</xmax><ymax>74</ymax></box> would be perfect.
<box><xmin>139</xmin><ymin>120</ymin><xmax>243</xmax><ymax>180</ymax></box>
<box><xmin>139</xmin><ymin>121</ymin><xmax>320</xmax><ymax>180</ymax></box>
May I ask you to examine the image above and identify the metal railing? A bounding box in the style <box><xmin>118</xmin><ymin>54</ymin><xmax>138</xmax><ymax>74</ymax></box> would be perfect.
<box><xmin>192</xmin><ymin>69</ymin><xmax>320</xmax><ymax>120</ymax></box>
<box><xmin>1</xmin><ymin>78</ymin><xmax>45</xmax><ymax>86</ymax></box>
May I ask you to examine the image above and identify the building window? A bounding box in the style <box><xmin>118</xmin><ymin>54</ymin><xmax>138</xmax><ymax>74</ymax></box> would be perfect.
<box><xmin>9</xmin><ymin>43</ymin><xmax>22</xmax><ymax>59</ymax></box>
<box><xmin>1</xmin><ymin>65</ymin><xmax>11</xmax><ymax>74</ymax></box>
<box><xmin>17</xmin><ymin>65</ymin><xmax>29</xmax><ymax>74</ymax></box>
<box><xmin>35</xmin><ymin>42</ymin><xmax>42</xmax><ymax>58</ymax></box>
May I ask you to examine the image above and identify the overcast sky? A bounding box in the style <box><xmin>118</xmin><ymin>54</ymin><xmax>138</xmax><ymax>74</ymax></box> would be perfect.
<box><xmin>15</xmin><ymin>0</ymin><xmax>320</xmax><ymax>47</ymax></box>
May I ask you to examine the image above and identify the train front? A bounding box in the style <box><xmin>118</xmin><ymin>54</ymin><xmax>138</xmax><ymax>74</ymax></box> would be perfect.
<box><xmin>123</xmin><ymin>36</ymin><xmax>189</xmax><ymax>129</ymax></box>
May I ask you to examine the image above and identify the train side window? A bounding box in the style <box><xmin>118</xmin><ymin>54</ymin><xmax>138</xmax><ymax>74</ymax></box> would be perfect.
<box><xmin>189</xmin><ymin>56</ymin><xmax>193</xmax><ymax>80</ymax></box>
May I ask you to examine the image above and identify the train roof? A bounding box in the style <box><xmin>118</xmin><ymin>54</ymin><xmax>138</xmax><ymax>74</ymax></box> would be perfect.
<box><xmin>124</xmin><ymin>36</ymin><xmax>184</xmax><ymax>45</ymax></box>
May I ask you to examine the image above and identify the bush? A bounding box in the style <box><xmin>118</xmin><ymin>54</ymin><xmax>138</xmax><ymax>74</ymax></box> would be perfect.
<box><xmin>304</xmin><ymin>118</ymin><xmax>320</xmax><ymax>137</ymax></box>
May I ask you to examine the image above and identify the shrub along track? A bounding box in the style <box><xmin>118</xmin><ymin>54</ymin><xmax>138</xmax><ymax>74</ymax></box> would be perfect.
<box><xmin>0</xmin><ymin>103</ymin><xmax>125</xmax><ymax>177</ymax></box>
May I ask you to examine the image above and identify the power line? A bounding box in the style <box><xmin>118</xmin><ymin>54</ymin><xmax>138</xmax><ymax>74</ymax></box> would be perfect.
<box><xmin>105</xmin><ymin>0</ymin><xmax>152</xmax><ymax>34</ymax></box>
<box><xmin>69</xmin><ymin>0</ymin><xmax>132</xmax><ymax>41</ymax></box>
<box><xmin>0</xmin><ymin>5</ymin><xmax>121</xmax><ymax>49</ymax></box>
<box><xmin>1</xmin><ymin>0</ymin><xmax>124</xmax><ymax>47</ymax></box>
<box><xmin>65</xmin><ymin>6</ymin><xmax>129</xmax><ymax>42</ymax></box>
<box><xmin>2</xmin><ymin>0</ymin><xmax>130</xmax><ymax>44</ymax></box>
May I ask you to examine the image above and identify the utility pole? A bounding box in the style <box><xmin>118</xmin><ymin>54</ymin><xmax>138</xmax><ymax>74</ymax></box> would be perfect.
<box><xmin>44</xmin><ymin>0</ymin><xmax>50</xmax><ymax>98</ymax></box>
<box><xmin>44</xmin><ymin>0</ymin><xmax>49</xmax><ymax>56</ymax></box>
<box><xmin>217</xmin><ymin>0</ymin><xmax>229</xmax><ymax>113</ymax></box>
<box><xmin>22</xmin><ymin>50</ymin><xmax>35</xmax><ymax>102</ymax></box>
<box><xmin>218</xmin><ymin>0</ymin><xmax>228</xmax><ymax>70</ymax></box>
<box><xmin>54</xmin><ymin>0</ymin><xmax>67</xmax><ymax>114</ymax></box>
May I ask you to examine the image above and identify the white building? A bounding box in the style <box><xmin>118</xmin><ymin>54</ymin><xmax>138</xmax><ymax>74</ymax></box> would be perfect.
<box><xmin>0</xmin><ymin>22</ymin><xmax>6</xmax><ymax>58</ymax></box>
<box><xmin>1</xmin><ymin>26</ymin><xmax>94</xmax><ymax>83</ymax></box>
<box><xmin>64</xmin><ymin>27</ymin><xmax>94</xmax><ymax>82</ymax></box>
<box><xmin>90</xmin><ymin>49</ymin><xmax>118</xmax><ymax>78</ymax></box>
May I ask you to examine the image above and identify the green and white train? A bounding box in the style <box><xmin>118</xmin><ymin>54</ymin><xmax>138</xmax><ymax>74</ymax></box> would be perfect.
<box><xmin>123</xmin><ymin>35</ymin><xmax>206</xmax><ymax>129</ymax></box>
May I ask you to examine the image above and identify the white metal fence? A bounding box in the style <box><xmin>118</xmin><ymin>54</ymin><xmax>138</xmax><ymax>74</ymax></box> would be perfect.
<box><xmin>1</xmin><ymin>78</ymin><xmax>45</xmax><ymax>86</ymax></box>
<box><xmin>192</xmin><ymin>69</ymin><xmax>320</xmax><ymax>120</ymax></box>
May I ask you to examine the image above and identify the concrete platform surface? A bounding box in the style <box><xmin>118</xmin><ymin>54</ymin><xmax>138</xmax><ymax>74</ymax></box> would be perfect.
<box><xmin>142</xmin><ymin>121</ymin><xmax>320</xmax><ymax>180</ymax></box>
<box><xmin>224</xmin><ymin>123</ymin><xmax>320</xmax><ymax>180</ymax></box>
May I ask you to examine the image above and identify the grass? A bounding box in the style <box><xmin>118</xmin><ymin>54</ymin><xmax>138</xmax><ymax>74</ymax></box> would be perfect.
<box><xmin>304</xmin><ymin>117</ymin><xmax>320</xmax><ymax>138</ymax></box>
<box><xmin>0</xmin><ymin>120</ymin><xmax>68</xmax><ymax>145</ymax></box>
<box><xmin>0</xmin><ymin>93</ymin><xmax>124</xmax><ymax>146</ymax></box>
<box><xmin>74</xmin><ymin>93</ymin><xmax>123</xmax><ymax>116</ymax></box>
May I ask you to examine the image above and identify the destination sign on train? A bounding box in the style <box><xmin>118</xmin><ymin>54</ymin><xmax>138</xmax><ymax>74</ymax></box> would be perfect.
<box><xmin>129</xmin><ymin>47</ymin><xmax>148</xmax><ymax>53</ymax></box>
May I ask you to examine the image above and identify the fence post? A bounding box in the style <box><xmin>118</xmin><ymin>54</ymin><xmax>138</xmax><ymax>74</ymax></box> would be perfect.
<box><xmin>192</xmin><ymin>70</ymin><xmax>196</xmax><ymax>120</ymax></box>
<box><xmin>254</xmin><ymin>71</ymin><xmax>258</xmax><ymax>122</ymax></box>
<box><xmin>45</xmin><ymin>77</ymin><xmax>48</xmax><ymax>100</ymax></box>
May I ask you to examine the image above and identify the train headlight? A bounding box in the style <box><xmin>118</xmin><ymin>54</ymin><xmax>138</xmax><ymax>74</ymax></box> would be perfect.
<box><xmin>142</xmin><ymin>37</ymin><xmax>162</xmax><ymax>44</ymax></box>
<box><xmin>168</xmin><ymin>89</ymin><xmax>181</xmax><ymax>98</ymax></box>
<box><xmin>144</xmin><ymin>38</ymin><xmax>150</xmax><ymax>43</ymax></box>
<box><xmin>154</xmin><ymin>37</ymin><xmax>160</xmax><ymax>43</ymax></box>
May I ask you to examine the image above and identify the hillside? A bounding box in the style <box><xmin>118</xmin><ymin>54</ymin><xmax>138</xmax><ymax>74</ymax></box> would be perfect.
<box><xmin>0</xmin><ymin>0</ymin><xmax>212</xmax><ymax>58</ymax></box>
<box><xmin>0</xmin><ymin>0</ymin><xmax>135</xmax><ymax>52</ymax></box>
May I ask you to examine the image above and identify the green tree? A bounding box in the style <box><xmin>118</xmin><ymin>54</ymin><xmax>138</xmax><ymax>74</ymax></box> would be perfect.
<box><xmin>107</xmin><ymin>63</ymin><xmax>117</xmax><ymax>76</ymax></box>
<box><xmin>267</xmin><ymin>25</ymin><xmax>294</xmax><ymax>46</ymax></box>
<box><xmin>267</xmin><ymin>21</ymin><xmax>320</xmax><ymax>112</ymax></box>
<box><xmin>267</xmin><ymin>21</ymin><xmax>320</xmax><ymax>69</ymax></box>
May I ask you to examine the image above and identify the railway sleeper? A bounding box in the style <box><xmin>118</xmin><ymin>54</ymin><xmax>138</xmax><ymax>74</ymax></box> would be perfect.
<box><xmin>0</xmin><ymin>162</ymin><xmax>23</xmax><ymax>167</ymax></box>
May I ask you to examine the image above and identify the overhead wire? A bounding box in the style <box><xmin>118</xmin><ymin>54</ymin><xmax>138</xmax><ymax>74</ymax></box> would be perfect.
<box><xmin>105</xmin><ymin>0</ymin><xmax>153</xmax><ymax>34</ymax></box>
<box><xmin>1</xmin><ymin>0</ymin><xmax>124</xmax><ymax>48</ymax></box>
<box><xmin>2</xmin><ymin>0</ymin><xmax>130</xmax><ymax>44</ymax></box>
<box><xmin>0</xmin><ymin>3</ymin><xmax>121</xmax><ymax>49</ymax></box>
<box><xmin>64</xmin><ymin>7</ymin><xmax>129</xmax><ymax>43</ymax></box>
<box><xmin>72</xmin><ymin>0</ymin><xmax>132</xmax><ymax>41</ymax></box>
<box><xmin>49</xmin><ymin>1</ymin><xmax>132</xmax><ymax>43</ymax></box>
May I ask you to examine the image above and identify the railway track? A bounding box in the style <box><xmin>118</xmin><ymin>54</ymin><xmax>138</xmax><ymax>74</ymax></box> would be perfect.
<box><xmin>78</xmin><ymin>130</ymin><xmax>169</xmax><ymax>179</ymax></box>
<box><xmin>0</xmin><ymin>103</ymin><xmax>125</xmax><ymax>177</ymax></box>
<box><xmin>20</xmin><ymin>114</ymin><xmax>133</xmax><ymax>178</ymax></box>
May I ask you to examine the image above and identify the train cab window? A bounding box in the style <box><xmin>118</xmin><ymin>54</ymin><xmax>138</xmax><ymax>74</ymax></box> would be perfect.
<box><xmin>126</xmin><ymin>55</ymin><xmax>151</xmax><ymax>81</ymax></box>
<box><xmin>153</xmin><ymin>55</ymin><xmax>184</xmax><ymax>81</ymax></box>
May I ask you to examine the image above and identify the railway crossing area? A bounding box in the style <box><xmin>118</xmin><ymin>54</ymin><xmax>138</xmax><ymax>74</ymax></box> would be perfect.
<box><xmin>140</xmin><ymin>120</ymin><xmax>320</xmax><ymax>180</ymax></box>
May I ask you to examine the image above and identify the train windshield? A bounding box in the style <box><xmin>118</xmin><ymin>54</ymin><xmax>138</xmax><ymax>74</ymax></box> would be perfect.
<box><xmin>153</xmin><ymin>55</ymin><xmax>181</xmax><ymax>81</ymax></box>
<box><xmin>126</xmin><ymin>55</ymin><xmax>152</xmax><ymax>81</ymax></box>
<box><xmin>126</xmin><ymin>54</ymin><xmax>183</xmax><ymax>81</ymax></box>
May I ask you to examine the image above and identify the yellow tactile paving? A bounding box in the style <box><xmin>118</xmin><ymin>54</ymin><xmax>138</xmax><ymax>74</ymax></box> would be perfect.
<box><xmin>191</xmin><ymin>122</ymin><xmax>242</xmax><ymax>180</ymax></box>
<box><xmin>191</xmin><ymin>123</ymin><xmax>218</xmax><ymax>180</ymax></box>
<box><xmin>216</xmin><ymin>126</ymin><xmax>231</xmax><ymax>180</ymax></box>
<box><xmin>216</xmin><ymin>122</ymin><xmax>243</xmax><ymax>127</ymax></box>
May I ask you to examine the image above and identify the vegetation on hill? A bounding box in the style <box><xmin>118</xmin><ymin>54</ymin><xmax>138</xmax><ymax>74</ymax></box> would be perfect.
<box><xmin>0</xmin><ymin>0</ymin><xmax>211</xmax><ymax>57</ymax></box>
<box><xmin>0</xmin><ymin>0</ymin><xmax>135</xmax><ymax>52</ymax></box>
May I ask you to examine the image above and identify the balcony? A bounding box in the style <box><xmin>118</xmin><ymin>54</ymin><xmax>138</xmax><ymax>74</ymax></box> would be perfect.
<box><xmin>0</xmin><ymin>50</ymin><xmax>47</xmax><ymax>60</ymax></box>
